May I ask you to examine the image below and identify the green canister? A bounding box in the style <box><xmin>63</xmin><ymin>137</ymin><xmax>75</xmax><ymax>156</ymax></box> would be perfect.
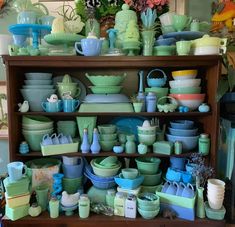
<box><xmin>49</xmin><ymin>196</ymin><xmax>59</xmax><ymax>218</ymax></box>
<box><xmin>199</xmin><ymin>133</ymin><xmax>210</xmax><ymax>155</ymax></box>
<box><xmin>79</xmin><ymin>194</ymin><xmax>90</xmax><ymax>219</ymax></box>
<box><xmin>105</xmin><ymin>189</ymin><xmax>116</xmax><ymax>208</ymax></box>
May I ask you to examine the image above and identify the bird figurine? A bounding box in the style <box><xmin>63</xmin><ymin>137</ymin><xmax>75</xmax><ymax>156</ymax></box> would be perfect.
<box><xmin>18</xmin><ymin>101</ymin><xmax>29</xmax><ymax>112</ymax></box>
<box><xmin>47</xmin><ymin>94</ymin><xmax>58</xmax><ymax>103</ymax></box>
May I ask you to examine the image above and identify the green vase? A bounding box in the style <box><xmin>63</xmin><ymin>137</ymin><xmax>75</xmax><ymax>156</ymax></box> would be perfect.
<box><xmin>196</xmin><ymin>187</ymin><xmax>206</xmax><ymax>218</ymax></box>
<box><xmin>141</xmin><ymin>30</ymin><xmax>156</xmax><ymax>56</ymax></box>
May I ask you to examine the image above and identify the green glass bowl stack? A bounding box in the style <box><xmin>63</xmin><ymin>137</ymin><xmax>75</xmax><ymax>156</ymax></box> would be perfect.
<box><xmin>86</xmin><ymin>73</ymin><xmax>126</xmax><ymax>94</ymax></box>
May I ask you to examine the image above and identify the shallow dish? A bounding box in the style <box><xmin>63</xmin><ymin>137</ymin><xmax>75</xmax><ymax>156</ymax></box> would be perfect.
<box><xmin>170</xmin><ymin>87</ymin><xmax>201</xmax><ymax>94</ymax></box>
<box><xmin>85</xmin><ymin>73</ymin><xmax>126</xmax><ymax>86</ymax></box>
<box><xmin>171</xmin><ymin>69</ymin><xmax>197</xmax><ymax>80</ymax></box>
<box><xmin>23</xmin><ymin>85</ymin><xmax>54</xmax><ymax>89</ymax></box>
<box><xmin>89</xmin><ymin>86</ymin><xmax>122</xmax><ymax>94</ymax></box>
<box><xmin>169</xmin><ymin>79</ymin><xmax>201</xmax><ymax>88</ymax></box>
<box><xmin>168</xmin><ymin>127</ymin><xmax>198</xmax><ymax>136</ymax></box>
<box><xmin>25</xmin><ymin>72</ymin><xmax>52</xmax><ymax>80</ymax></box>
<box><xmin>83</xmin><ymin>94</ymin><xmax>130</xmax><ymax>103</ymax></box>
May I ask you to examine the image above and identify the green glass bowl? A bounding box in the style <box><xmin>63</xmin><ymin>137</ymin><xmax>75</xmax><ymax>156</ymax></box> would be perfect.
<box><xmin>141</xmin><ymin>171</ymin><xmax>162</xmax><ymax>186</ymax></box>
<box><xmin>85</xmin><ymin>73</ymin><xmax>126</xmax><ymax>86</ymax></box>
<box><xmin>99</xmin><ymin>133</ymin><xmax>117</xmax><ymax>141</ymax></box>
<box><xmin>138</xmin><ymin>207</ymin><xmax>160</xmax><ymax>219</ymax></box>
<box><xmin>170</xmin><ymin>87</ymin><xmax>201</xmax><ymax>94</ymax></box>
<box><xmin>89</xmin><ymin>86</ymin><xmax>122</xmax><ymax>94</ymax></box>
<box><xmin>204</xmin><ymin>201</ymin><xmax>226</xmax><ymax>220</ymax></box>
<box><xmin>153</xmin><ymin>45</ymin><xmax>176</xmax><ymax>56</ymax></box>
<box><xmin>135</xmin><ymin>157</ymin><xmax>161</xmax><ymax>174</ymax></box>
<box><xmin>98</xmin><ymin>124</ymin><xmax>116</xmax><ymax>134</ymax></box>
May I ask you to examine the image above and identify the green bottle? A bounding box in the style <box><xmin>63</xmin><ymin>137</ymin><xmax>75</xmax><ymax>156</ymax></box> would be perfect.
<box><xmin>49</xmin><ymin>196</ymin><xmax>59</xmax><ymax>218</ymax></box>
<box><xmin>85</xmin><ymin>8</ymin><xmax>100</xmax><ymax>38</ymax></box>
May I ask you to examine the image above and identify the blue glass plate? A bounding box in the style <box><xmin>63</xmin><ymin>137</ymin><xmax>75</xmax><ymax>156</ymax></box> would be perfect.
<box><xmin>162</xmin><ymin>31</ymin><xmax>205</xmax><ymax>41</ymax></box>
<box><xmin>110</xmin><ymin>116</ymin><xmax>148</xmax><ymax>141</ymax></box>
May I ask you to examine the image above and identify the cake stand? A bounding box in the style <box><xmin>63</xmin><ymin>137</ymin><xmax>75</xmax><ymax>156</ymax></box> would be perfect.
<box><xmin>9</xmin><ymin>24</ymin><xmax>51</xmax><ymax>49</ymax></box>
<box><xmin>44</xmin><ymin>33</ymin><xmax>84</xmax><ymax>56</ymax></box>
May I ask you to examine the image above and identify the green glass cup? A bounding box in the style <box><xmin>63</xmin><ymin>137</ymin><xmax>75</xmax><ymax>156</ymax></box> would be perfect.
<box><xmin>35</xmin><ymin>184</ymin><xmax>49</xmax><ymax>211</ymax></box>
<box><xmin>173</xmin><ymin>15</ymin><xmax>192</xmax><ymax>32</ymax></box>
<box><xmin>176</xmin><ymin>41</ymin><xmax>192</xmax><ymax>56</ymax></box>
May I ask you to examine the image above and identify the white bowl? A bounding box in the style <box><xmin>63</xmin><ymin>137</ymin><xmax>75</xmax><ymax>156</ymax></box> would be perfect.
<box><xmin>207</xmin><ymin>197</ymin><xmax>224</xmax><ymax>210</ymax></box>
<box><xmin>207</xmin><ymin>193</ymin><xmax>224</xmax><ymax>200</ymax></box>
<box><xmin>169</xmin><ymin>79</ymin><xmax>201</xmax><ymax>88</ymax></box>
<box><xmin>208</xmin><ymin>179</ymin><xmax>225</xmax><ymax>188</ymax></box>
<box><xmin>193</xmin><ymin>46</ymin><xmax>220</xmax><ymax>55</ymax></box>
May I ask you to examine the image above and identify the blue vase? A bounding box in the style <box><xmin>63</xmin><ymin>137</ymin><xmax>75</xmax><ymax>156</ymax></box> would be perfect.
<box><xmin>90</xmin><ymin>128</ymin><xmax>101</xmax><ymax>154</ymax></box>
<box><xmin>137</xmin><ymin>70</ymin><xmax>146</xmax><ymax>112</ymax></box>
<box><xmin>52</xmin><ymin>173</ymin><xmax>64</xmax><ymax>197</ymax></box>
<box><xmin>81</xmin><ymin>128</ymin><xmax>90</xmax><ymax>153</ymax></box>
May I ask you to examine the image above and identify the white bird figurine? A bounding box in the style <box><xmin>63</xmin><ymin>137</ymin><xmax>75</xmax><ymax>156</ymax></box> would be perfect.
<box><xmin>61</xmin><ymin>191</ymin><xmax>80</xmax><ymax>207</ymax></box>
<box><xmin>47</xmin><ymin>94</ymin><xmax>58</xmax><ymax>103</ymax></box>
<box><xmin>18</xmin><ymin>101</ymin><xmax>29</xmax><ymax>112</ymax></box>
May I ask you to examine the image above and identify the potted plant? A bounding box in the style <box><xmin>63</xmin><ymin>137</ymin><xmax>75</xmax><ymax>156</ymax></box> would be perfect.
<box><xmin>130</xmin><ymin>95</ymin><xmax>143</xmax><ymax>112</ymax></box>
<box><xmin>56</xmin><ymin>2</ymin><xmax>84</xmax><ymax>34</ymax></box>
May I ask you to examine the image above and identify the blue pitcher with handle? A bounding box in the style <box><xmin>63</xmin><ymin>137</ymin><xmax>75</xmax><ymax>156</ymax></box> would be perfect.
<box><xmin>147</xmin><ymin>68</ymin><xmax>167</xmax><ymax>87</ymax></box>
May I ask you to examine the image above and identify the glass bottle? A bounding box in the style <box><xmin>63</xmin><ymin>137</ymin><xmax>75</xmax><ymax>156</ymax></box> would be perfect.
<box><xmin>146</xmin><ymin>92</ymin><xmax>157</xmax><ymax>112</ymax></box>
<box><xmin>85</xmin><ymin>8</ymin><xmax>100</xmax><ymax>38</ymax></box>
<box><xmin>105</xmin><ymin>189</ymin><xmax>116</xmax><ymax>208</ymax></box>
<box><xmin>49</xmin><ymin>196</ymin><xmax>59</xmax><ymax>218</ymax></box>
<box><xmin>81</xmin><ymin>128</ymin><xmax>90</xmax><ymax>153</ymax></box>
<box><xmin>90</xmin><ymin>128</ymin><xmax>101</xmax><ymax>154</ymax></box>
<box><xmin>114</xmin><ymin>192</ymin><xmax>125</xmax><ymax>216</ymax></box>
<box><xmin>78</xmin><ymin>194</ymin><xmax>90</xmax><ymax>219</ymax></box>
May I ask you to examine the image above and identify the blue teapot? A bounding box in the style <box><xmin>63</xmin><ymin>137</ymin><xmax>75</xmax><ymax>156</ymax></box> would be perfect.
<box><xmin>147</xmin><ymin>68</ymin><xmax>167</xmax><ymax>87</ymax></box>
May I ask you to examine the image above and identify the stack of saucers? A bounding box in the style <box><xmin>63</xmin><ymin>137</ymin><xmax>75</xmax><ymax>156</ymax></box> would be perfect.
<box><xmin>20</xmin><ymin>72</ymin><xmax>55</xmax><ymax>111</ymax></box>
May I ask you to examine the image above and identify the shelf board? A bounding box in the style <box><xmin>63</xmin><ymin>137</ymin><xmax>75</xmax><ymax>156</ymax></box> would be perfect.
<box><xmin>2</xmin><ymin>213</ymin><xmax>226</xmax><ymax>227</ymax></box>
<box><xmin>16</xmin><ymin>112</ymin><xmax>211</xmax><ymax>117</ymax></box>
<box><xmin>2</xmin><ymin>55</ymin><xmax>221</xmax><ymax>68</ymax></box>
<box><xmin>16</xmin><ymin>151</ymin><xmax>196</xmax><ymax>158</ymax></box>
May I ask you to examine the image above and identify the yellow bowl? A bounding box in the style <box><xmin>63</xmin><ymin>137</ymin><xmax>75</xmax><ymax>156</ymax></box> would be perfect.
<box><xmin>172</xmin><ymin>70</ymin><xmax>197</xmax><ymax>80</ymax></box>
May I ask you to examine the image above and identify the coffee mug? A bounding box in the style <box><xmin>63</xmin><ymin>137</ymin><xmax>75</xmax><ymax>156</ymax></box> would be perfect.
<box><xmin>161</xmin><ymin>181</ymin><xmax>171</xmax><ymax>193</ymax></box>
<box><xmin>63</xmin><ymin>99</ymin><xmax>80</xmax><ymax>112</ymax></box>
<box><xmin>173</xmin><ymin>14</ymin><xmax>192</xmax><ymax>32</ymax></box>
<box><xmin>42</xmin><ymin>134</ymin><xmax>53</xmax><ymax>146</ymax></box>
<box><xmin>7</xmin><ymin>161</ymin><xmax>27</xmax><ymax>182</ymax></box>
<box><xmin>176</xmin><ymin>182</ymin><xmax>186</xmax><ymax>196</ymax></box>
<box><xmin>75</xmin><ymin>38</ymin><xmax>103</xmax><ymax>56</ymax></box>
<box><xmin>17</xmin><ymin>11</ymin><xmax>37</xmax><ymax>24</ymax></box>
<box><xmin>181</xmin><ymin>183</ymin><xmax>195</xmax><ymax>198</ymax></box>
<box><xmin>41</xmin><ymin>100</ymin><xmax>63</xmax><ymax>112</ymax></box>
<box><xmin>165</xmin><ymin>181</ymin><xmax>178</xmax><ymax>195</ymax></box>
<box><xmin>58</xmin><ymin>133</ymin><xmax>69</xmax><ymax>144</ymax></box>
<box><xmin>176</xmin><ymin>41</ymin><xmax>191</xmax><ymax>56</ymax></box>
<box><xmin>166</xmin><ymin>167</ymin><xmax>181</xmax><ymax>182</ymax></box>
<box><xmin>51</xmin><ymin>133</ymin><xmax>60</xmax><ymax>145</ymax></box>
<box><xmin>38</xmin><ymin>15</ymin><xmax>55</xmax><ymax>26</ymax></box>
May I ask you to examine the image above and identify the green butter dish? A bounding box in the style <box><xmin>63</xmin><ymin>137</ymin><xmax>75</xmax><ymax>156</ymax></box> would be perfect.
<box><xmin>5</xmin><ymin>204</ymin><xmax>30</xmax><ymax>221</ymax></box>
<box><xmin>3</xmin><ymin>177</ymin><xmax>30</xmax><ymax>197</ymax></box>
<box><xmin>205</xmin><ymin>201</ymin><xmax>226</xmax><ymax>220</ymax></box>
<box><xmin>153</xmin><ymin>141</ymin><xmax>173</xmax><ymax>155</ymax></box>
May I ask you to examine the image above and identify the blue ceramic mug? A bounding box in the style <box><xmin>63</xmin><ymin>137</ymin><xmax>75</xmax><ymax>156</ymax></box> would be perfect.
<box><xmin>42</xmin><ymin>134</ymin><xmax>53</xmax><ymax>146</ymax></box>
<box><xmin>41</xmin><ymin>100</ymin><xmax>63</xmax><ymax>112</ymax></box>
<box><xmin>166</xmin><ymin>167</ymin><xmax>181</xmax><ymax>182</ymax></box>
<box><xmin>7</xmin><ymin>161</ymin><xmax>27</xmax><ymax>182</ymax></box>
<box><xmin>165</xmin><ymin>181</ymin><xmax>178</xmax><ymax>195</ymax></box>
<box><xmin>181</xmin><ymin>183</ymin><xmax>195</xmax><ymax>198</ymax></box>
<box><xmin>63</xmin><ymin>99</ymin><xmax>80</xmax><ymax>112</ymax></box>
<box><xmin>75</xmin><ymin>38</ymin><xmax>103</xmax><ymax>56</ymax></box>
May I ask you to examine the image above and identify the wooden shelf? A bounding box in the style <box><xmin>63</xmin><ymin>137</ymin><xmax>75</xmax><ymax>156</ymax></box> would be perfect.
<box><xmin>2</xmin><ymin>213</ymin><xmax>226</xmax><ymax>227</ymax></box>
<box><xmin>16</xmin><ymin>151</ymin><xmax>196</xmax><ymax>158</ymax></box>
<box><xmin>16</xmin><ymin>112</ymin><xmax>211</xmax><ymax>117</ymax></box>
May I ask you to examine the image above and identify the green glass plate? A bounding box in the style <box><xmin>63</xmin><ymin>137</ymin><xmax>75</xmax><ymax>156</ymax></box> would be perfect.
<box><xmin>44</xmin><ymin>33</ymin><xmax>84</xmax><ymax>46</ymax></box>
<box><xmin>89</xmin><ymin>86</ymin><xmax>122</xmax><ymax>94</ymax></box>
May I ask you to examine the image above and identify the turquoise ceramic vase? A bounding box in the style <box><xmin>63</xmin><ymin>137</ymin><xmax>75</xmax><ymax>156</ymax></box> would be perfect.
<box><xmin>196</xmin><ymin>186</ymin><xmax>206</xmax><ymax>218</ymax></box>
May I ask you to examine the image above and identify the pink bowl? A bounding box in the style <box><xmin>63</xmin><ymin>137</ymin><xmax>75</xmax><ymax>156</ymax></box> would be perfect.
<box><xmin>169</xmin><ymin>93</ymin><xmax>205</xmax><ymax>100</ymax></box>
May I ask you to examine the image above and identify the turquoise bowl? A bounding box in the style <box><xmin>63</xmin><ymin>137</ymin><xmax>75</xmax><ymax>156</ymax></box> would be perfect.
<box><xmin>141</xmin><ymin>171</ymin><xmax>162</xmax><ymax>186</ymax></box>
<box><xmin>121</xmin><ymin>168</ymin><xmax>139</xmax><ymax>179</ymax></box>
<box><xmin>25</xmin><ymin>72</ymin><xmax>52</xmax><ymax>80</ymax></box>
<box><xmin>137</xmin><ymin>192</ymin><xmax>160</xmax><ymax>206</ymax></box>
<box><xmin>138</xmin><ymin>207</ymin><xmax>160</xmax><ymax>219</ymax></box>
<box><xmin>135</xmin><ymin>157</ymin><xmax>161</xmax><ymax>174</ymax></box>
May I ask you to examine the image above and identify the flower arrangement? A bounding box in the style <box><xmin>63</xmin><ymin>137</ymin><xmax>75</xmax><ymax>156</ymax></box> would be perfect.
<box><xmin>124</xmin><ymin>0</ymin><xmax>169</xmax><ymax>14</ymax></box>
<box><xmin>189</xmin><ymin>153</ymin><xmax>215</xmax><ymax>188</ymax></box>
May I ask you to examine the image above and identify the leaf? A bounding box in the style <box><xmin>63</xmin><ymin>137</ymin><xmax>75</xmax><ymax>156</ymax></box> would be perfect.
<box><xmin>228</xmin><ymin>65</ymin><xmax>235</xmax><ymax>92</ymax></box>
<box><xmin>216</xmin><ymin>77</ymin><xmax>229</xmax><ymax>102</ymax></box>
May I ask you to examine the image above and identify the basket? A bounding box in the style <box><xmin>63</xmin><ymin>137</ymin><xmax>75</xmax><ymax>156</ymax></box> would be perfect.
<box><xmin>157</xmin><ymin>96</ymin><xmax>178</xmax><ymax>113</ymax></box>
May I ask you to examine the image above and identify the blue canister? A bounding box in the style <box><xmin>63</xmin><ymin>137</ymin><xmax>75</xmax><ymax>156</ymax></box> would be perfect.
<box><xmin>19</xmin><ymin>141</ymin><xmax>29</xmax><ymax>154</ymax></box>
<box><xmin>146</xmin><ymin>92</ymin><xmax>157</xmax><ymax>112</ymax></box>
